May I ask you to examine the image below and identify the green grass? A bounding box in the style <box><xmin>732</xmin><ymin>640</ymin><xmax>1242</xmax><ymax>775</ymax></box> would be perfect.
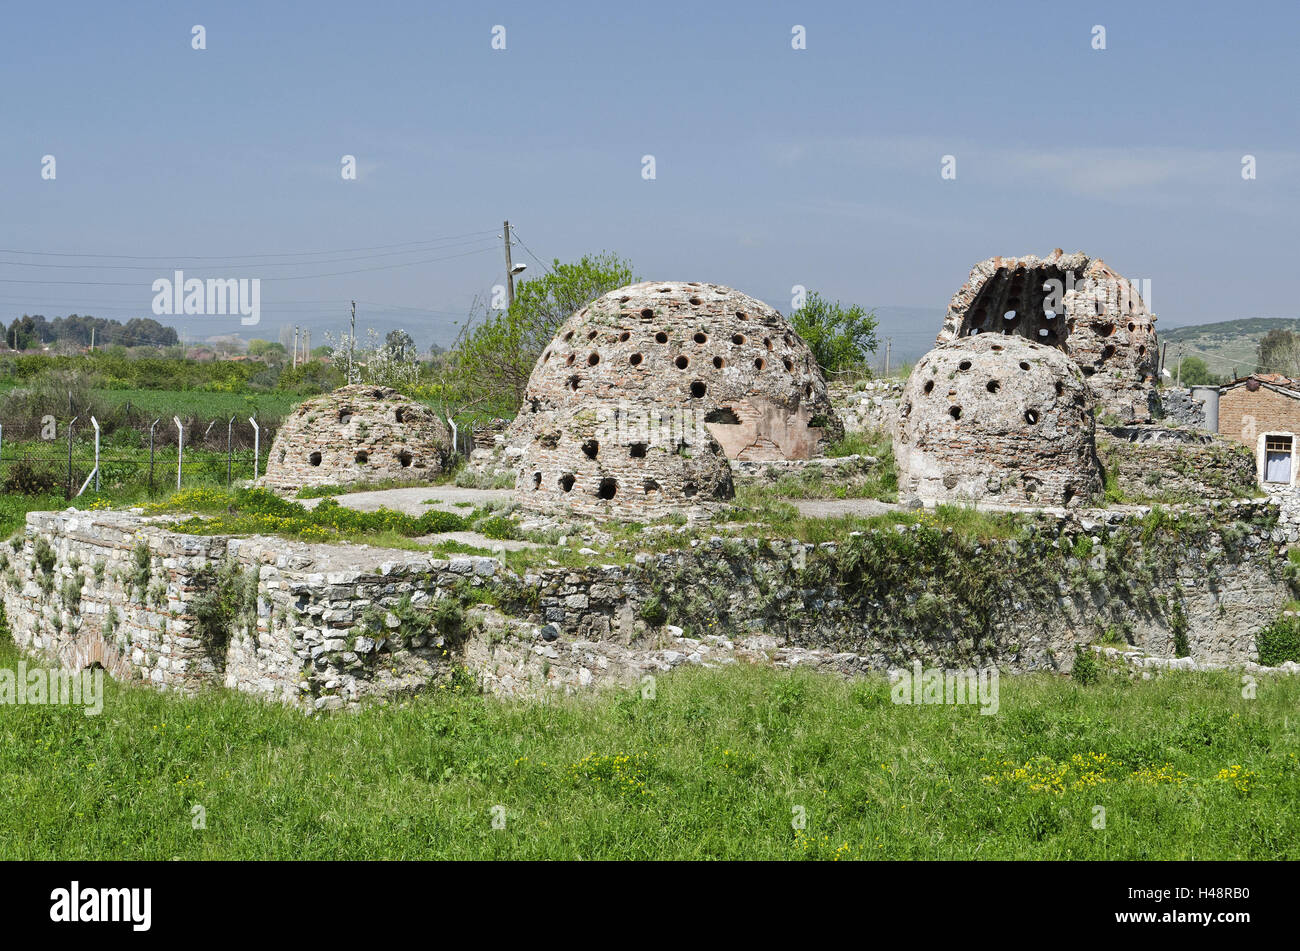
<box><xmin>1</xmin><ymin>632</ymin><xmax>1295</xmax><ymax>859</ymax></box>
<box><xmin>91</xmin><ymin>387</ymin><xmax>300</xmax><ymax>420</ymax></box>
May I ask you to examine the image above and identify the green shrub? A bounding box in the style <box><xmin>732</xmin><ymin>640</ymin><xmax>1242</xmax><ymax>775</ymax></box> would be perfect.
<box><xmin>1071</xmin><ymin>646</ymin><xmax>1101</xmax><ymax>685</ymax></box>
<box><xmin>1257</xmin><ymin>615</ymin><xmax>1300</xmax><ymax>667</ymax></box>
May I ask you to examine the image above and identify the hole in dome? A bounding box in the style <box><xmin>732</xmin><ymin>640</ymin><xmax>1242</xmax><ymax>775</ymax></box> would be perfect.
<box><xmin>657</xmin><ymin>287</ymin><xmax>671</xmax><ymax>293</ymax></box>
<box><xmin>683</xmin><ymin>482</ymin><xmax>698</xmax><ymax>498</ymax></box>
<box><xmin>991</xmin><ymin>344</ymin><xmax>1004</xmax><ymax>352</ymax></box>
<box><xmin>1019</xmin><ymin>361</ymin><xmax>1031</xmax><ymax>371</ymax></box>
<box><xmin>371</xmin><ymin>389</ymin><xmax>384</xmax><ymax>399</ymax></box>
<box><xmin>1128</xmin><ymin>322</ymin><xmax>1136</xmax><ymax>332</ymax></box>
<box><xmin>587</xmin><ymin>329</ymin><xmax>597</xmax><ymax>340</ymax></box>
<box><xmin>582</xmin><ymin>439</ymin><xmax>599</xmax><ymax>459</ymax></box>
<box><xmin>783</xmin><ymin>357</ymin><xmax>794</xmax><ymax>372</ymax></box>
<box><xmin>949</xmin><ymin>406</ymin><xmax>962</xmax><ymax>420</ymax></box>
<box><xmin>641</xmin><ymin>309</ymin><xmax>654</xmax><ymax>319</ymax></box>
<box><xmin>694</xmin><ymin>332</ymin><xmax>707</xmax><ymax>344</ymax></box>
<box><xmin>732</xmin><ymin>333</ymin><xmax>745</xmax><ymax>345</ymax></box>
<box><xmin>630</xmin><ymin>443</ymin><xmax>647</xmax><ymax>458</ymax></box>
<box><xmin>355</xmin><ymin>450</ymin><xmax>368</xmax><ymax>464</ymax></box>
<box><xmin>1138</xmin><ymin>345</ymin><xmax>1146</xmax><ymax>356</ymax></box>
<box><xmin>1097</xmin><ymin>322</ymin><xmax>1116</xmax><ymax>337</ymax></box>
<box><xmin>396</xmin><ymin>407</ymin><xmax>409</xmax><ymax>423</ymax></box>
<box><xmin>542</xmin><ymin>351</ymin><xmax>551</xmax><ymax>362</ymax></box>
<box><xmin>338</xmin><ymin>408</ymin><xmax>353</xmax><ymax>424</ymax></box>
<box><xmin>568</xmin><ymin>376</ymin><xmax>581</xmax><ymax>391</ymax></box>
<box><xmin>803</xmin><ymin>383</ymin><xmax>812</xmax><ymax>398</ymax></box>
<box><xmin>923</xmin><ymin>380</ymin><xmax>934</xmax><ymax>394</ymax></box>
<box><xmin>619</xmin><ymin>296</ymin><xmax>630</xmax><ymax>303</ymax></box>
<box><xmin>397</xmin><ymin>450</ymin><xmax>412</xmax><ymax>467</ymax></box>
<box><xmin>629</xmin><ymin>353</ymin><xmax>643</xmax><ymax>366</ymax></box>
<box><xmin>690</xmin><ymin>381</ymin><xmax>707</xmax><ymax>398</ymax></box>
<box><xmin>655</xmin><ymin>331</ymin><xmax>668</xmax><ymax>343</ymax></box>
<box><xmin>559</xmin><ymin>473</ymin><xmax>575</xmax><ymax>492</ymax></box>
<box><xmin>597</xmin><ymin>478</ymin><xmax>617</xmax><ymax>500</ymax></box>
<box><xmin>619</xmin><ymin>331</ymin><xmax>630</xmax><ymax>342</ymax></box>
<box><xmin>588</xmin><ymin>352</ymin><xmax>600</xmax><ymax>366</ymax></box>
<box><xmin>736</xmin><ymin>311</ymin><xmax>748</xmax><ymax>320</ymax></box>
<box><xmin>565</xmin><ymin>353</ymin><xmax>576</xmax><ymax>366</ymax></box>
<box><xmin>713</xmin><ymin>356</ymin><xmax>725</xmax><ymax>369</ymax></box>
<box><xmin>675</xmin><ymin>355</ymin><xmax>689</xmax><ymax>369</ymax></box>
<box><xmin>1004</xmin><ymin>310</ymin><xmax>1017</xmax><ymax>320</ymax></box>
<box><xmin>309</xmin><ymin>451</ymin><xmax>322</xmax><ymax>466</ymax></box>
<box><xmin>958</xmin><ymin>360</ymin><xmax>972</xmax><ymax>371</ymax></box>
<box><xmin>705</xmin><ymin>407</ymin><xmax>741</xmax><ymax>425</ymax></box>
<box><xmin>563</xmin><ymin>331</ymin><xmax>575</xmax><ymax>342</ymax></box>
<box><xmin>689</xmin><ymin>297</ymin><xmax>702</xmax><ymax>305</ymax></box>
<box><xmin>986</xmin><ymin>380</ymin><xmax>1000</xmax><ymax>393</ymax></box>
<box><xmin>763</xmin><ymin>338</ymin><xmax>773</xmax><ymax>350</ymax></box>
<box><xmin>532</xmin><ymin>472</ymin><xmax>542</xmax><ymax>489</ymax></box>
<box><xmin>1024</xmin><ymin>409</ymin><xmax>1040</xmax><ymax>425</ymax></box>
<box><xmin>643</xmin><ymin>478</ymin><xmax>660</xmax><ymax>494</ymax></box>
<box><xmin>1101</xmin><ymin>345</ymin><xmax>1115</xmax><ymax>360</ymax></box>
<box><xmin>754</xmin><ymin>357</ymin><xmax>766</xmax><ymax>371</ymax></box>
<box><xmin>1054</xmin><ymin>381</ymin><xmax>1065</xmax><ymax>397</ymax></box>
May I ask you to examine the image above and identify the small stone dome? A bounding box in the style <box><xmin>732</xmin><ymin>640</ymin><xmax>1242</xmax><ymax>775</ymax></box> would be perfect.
<box><xmin>263</xmin><ymin>384</ymin><xmax>451</xmax><ymax>491</ymax></box>
<box><xmin>515</xmin><ymin>406</ymin><xmax>734</xmax><ymax>519</ymax></box>
<box><xmin>894</xmin><ymin>335</ymin><xmax>1101</xmax><ymax>507</ymax></box>
<box><xmin>507</xmin><ymin>281</ymin><xmax>841</xmax><ymax>465</ymax></box>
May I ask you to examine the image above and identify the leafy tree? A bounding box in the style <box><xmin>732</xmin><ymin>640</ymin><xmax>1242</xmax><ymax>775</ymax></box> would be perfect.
<box><xmin>1175</xmin><ymin>355</ymin><xmax>1218</xmax><ymax>386</ymax></box>
<box><xmin>385</xmin><ymin>329</ymin><xmax>416</xmax><ymax>360</ymax></box>
<box><xmin>1257</xmin><ymin>328</ymin><xmax>1300</xmax><ymax>377</ymax></box>
<box><xmin>453</xmin><ymin>252</ymin><xmax>636</xmax><ymax>412</ymax></box>
<box><xmin>790</xmin><ymin>292</ymin><xmax>879</xmax><ymax>374</ymax></box>
<box><xmin>248</xmin><ymin>339</ymin><xmax>287</xmax><ymax>361</ymax></box>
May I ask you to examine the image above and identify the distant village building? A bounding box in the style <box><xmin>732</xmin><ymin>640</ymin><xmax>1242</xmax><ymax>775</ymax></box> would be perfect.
<box><xmin>1218</xmin><ymin>374</ymin><xmax>1300</xmax><ymax>487</ymax></box>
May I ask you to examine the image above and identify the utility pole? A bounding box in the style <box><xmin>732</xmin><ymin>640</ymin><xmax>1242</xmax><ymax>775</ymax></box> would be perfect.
<box><xmin>883</xmin><ymin>338</ymin><xmax>892</xmax><ymax>377</ymax></box>
<box><xmin>90</xmin><ymin>327</ymin><xmax>95</xmax><ymax>352</ymax></box>
<box><xmin>293</xmin><ymin>326</ymin><xmax>300</xmax><ymax>368</ymax></box>
<box><xmin>503</xmin><ymin>219</ymin><xmax>516</xmax><ymax>306</ymax></box>
<box><xmin>349</xmin><ymin>301</ymin><xmax>357</xmax><ymax>383</ymax></box>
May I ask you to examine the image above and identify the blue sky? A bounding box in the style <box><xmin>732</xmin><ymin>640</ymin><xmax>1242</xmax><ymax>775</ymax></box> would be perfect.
<box><xmin>2</xmin><ymin>0</ymin><xmax>1297</xmax><ymax>358</ymax></box>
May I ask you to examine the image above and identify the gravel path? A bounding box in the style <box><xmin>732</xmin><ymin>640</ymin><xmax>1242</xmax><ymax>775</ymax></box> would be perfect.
<box><xmin>790</xmin><ymin>497</ymin><xmax>900</xmax><ymax>519</ymax></box>
<box><xmin>299</xmin><ymin>485</ymin><xmax>512</xmax><ymax>516</ymax></box>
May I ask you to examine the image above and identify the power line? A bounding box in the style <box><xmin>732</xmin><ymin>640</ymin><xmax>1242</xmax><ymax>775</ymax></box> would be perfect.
<box><xmin>0</xmin><ymin>229</ymin><xmax>498</xmax><ymax>263</ymax></box>
<box><xmin>506</xmin><ymin>227</ymin><xmax>553</xmax><ymax>275</ymax></box>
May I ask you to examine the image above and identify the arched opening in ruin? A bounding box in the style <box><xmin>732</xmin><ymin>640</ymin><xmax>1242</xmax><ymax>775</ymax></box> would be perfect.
<box><xmin>958</xmin><ymin>263</ymin><xmax>1075</xmax><ymax>351</ymax></box>
<box><xmin>643</xmin><ymin>478</ymin><xmax>660</xmax><ymax>493</ymax></box>
<box><xmin>309</xmin><ymin>451</ymin><xmax>322</xmax><ymax>466</ymax></box>
<box><xmin>597</xmin><ymin>478</ymin><xmax>617</xmax><ymax>500</ymax></box>
<box><xmin>582</xmin><ymin>439</ymin><xmax>599</xmax><ymax>459</ymax></box>
<box><xmin>559</xmin><ymin>473</ymin><xmax>575</xmax><ymax>492</ymax></box>
<box><xmin>338</xmin><ymin>408</ymin><xmax>354</xmax><ymax>424</ymax></box>
<box><xmin>355</xmin><ymin>450</ymin><xmax>368</xmax><ymax>463</ymax></box>
<box><xmin>397</xmin><ymin>450</ymin><xmax>412</xmax><ymax>467</ymax></box>
<box><xmin>532</xmin><ymin>472</ymin><xmax>542</xmax><ymax>489</ymax></box>
<box><xmin>630</xmin><ymin>443</ymin><xmax>647</xmax><ymax>458</ymax></box>
<box><xmin>705</xmin><ymin>407</ymin><xmax>741</xmax><ymax>425</ymax></box>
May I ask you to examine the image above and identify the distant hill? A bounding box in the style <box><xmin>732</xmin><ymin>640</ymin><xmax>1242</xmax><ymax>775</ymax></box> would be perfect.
<box><xmin>1158</xmin><ymin>317</ymin><xmax>1300</xmax><ymax>379</ymax></box>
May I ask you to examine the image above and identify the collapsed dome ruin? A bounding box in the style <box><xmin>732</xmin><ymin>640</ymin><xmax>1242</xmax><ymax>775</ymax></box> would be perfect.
<box><xmin>505</xmin><ymin>281</ymin><xmax>840</xmax><ymax>516</ymax></box>
<box><xmin>262</xmin><ymin>384</ymin><xmax>451</xmax><ymax>491</ymax></box>
<box><xmin>937</xmin><ymin>250</ymin><xmax>1158</xmax><ymax>423</ymax></box>
<box><xmin>895</xmin><ymin>334</ymin><xmax>1102</xmax><ymax>507</ymax></box>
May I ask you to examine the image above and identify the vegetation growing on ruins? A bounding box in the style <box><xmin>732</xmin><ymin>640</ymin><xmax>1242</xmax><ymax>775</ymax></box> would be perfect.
<box><xmin>190</xmin><ymin>559</ymin><xmax>259</xmax><ymax>666</ymax></box>
<box><xmin>0</xmin><ymin>624</ymin><xmax>1294</xmax><ymax>860</ymax></box>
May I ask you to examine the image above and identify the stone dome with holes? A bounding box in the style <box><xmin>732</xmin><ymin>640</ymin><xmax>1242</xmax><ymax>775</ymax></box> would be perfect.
<box><xmin>936</xmin><ymin>250</ymin><xmax>1159</xmax><ymax>423</ymax></box>
<box><xmin>504</xmin><ymin>280</ymin><xmax>840</xmax><ymax>517</ymax></box>
<box><xmin>894</xmin><ymin>334</ymin><xmax>1101</xmax><ymax>507</ymax></box>
<box><xmin>261</xmin><ymin>384</ymin><xmax>451</xmax><ymax>492</ymax></box>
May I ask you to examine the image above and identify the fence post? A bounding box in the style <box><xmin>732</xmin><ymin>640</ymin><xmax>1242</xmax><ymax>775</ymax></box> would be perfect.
<box><xmin>91</xmin><ymin>416</ymin><xmax>100</xmax><ymax>493</ymax></box>
<box><xmin>249</xmin><ymin>417</ymin><xmax>260</xmax><ymax>480</ymax></box>
<box><xmin>66</xmin><ymin>416</ymin><xmax>78</xmax><ymax>500</ymax></box>
<box><xmin>148</xmin><ymin>418</ymin><xmax>160</xmax><ymax>492</ymax></box>
<box><xmin>174</xmin><ymin>416</ymin><xmax>184</xmax><ymax>490</ymax></box>
<box><xmin>227</xmin><ymin>416</ymin><xmax>235</xmax><ymax>487</ymax></box>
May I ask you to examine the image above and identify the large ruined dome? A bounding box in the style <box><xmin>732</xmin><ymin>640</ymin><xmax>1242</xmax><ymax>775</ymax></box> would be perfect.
<box><xmin>895</xmin><ymin>334</ymin><xmax>1102</xmax><ymax>507</ymax></box>
<box><xmin>507</xmin><ymin>281</ymin><xmax>842</xmax><ymax>465</ymax></box>
<box><xmin>938</xmin><ymin>250</ymin><xmax>1158</xmax><ymax>423</ymax></box>
<box><xmin>263</xmin><ymin>384</ymin><xmax>451</xmax><ymax>491</ymax></box>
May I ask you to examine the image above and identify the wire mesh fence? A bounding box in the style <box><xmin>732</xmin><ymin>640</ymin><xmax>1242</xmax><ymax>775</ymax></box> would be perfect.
<box><xmin>0</xmin><ymin>414</ymin><xmax>276</xmax><ymax>499</ymax></box>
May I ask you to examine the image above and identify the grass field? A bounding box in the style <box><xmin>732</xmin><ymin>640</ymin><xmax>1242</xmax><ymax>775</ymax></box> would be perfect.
<box><xmin>90</xmin><ymin>387</ymin><xmax>302</xmax><ymax>420</ymax></box>
<box><xmin>0</xmin><ymin>633</ymin><xmax>1294</xmax><ymax>860</ymax></box>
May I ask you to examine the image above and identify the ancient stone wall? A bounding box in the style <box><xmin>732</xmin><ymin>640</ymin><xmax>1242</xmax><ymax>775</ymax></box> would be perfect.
<box><xmin>895</xmin><ymin>335</ymin><xmax>1102</xmax><ymax>507</ymax></box>
<box><xmin>263</xmin><ymin>384</ymin><xmax>451</xmax><ymax>491</ymax></box>
<box><xmin>829</xmin><ymin>379</ymin><xmax>904</xmax><ymax>435</ymax></box>
<box><xmin>938</xmin><ymin>250</ymin><xmax>1158</xmax><ymax>423</ymax></box>
<box><xmin>4</xmin><ymin>500</ymin><xmax>1293</xmax><ymax>706</ymax></box>
<box><xmin>1158</xmin><ymin>387</ymin><xmax>1208</xmax><ymax>429</ymax></box>
<box><xmin>1096</xmin><ymin>427</ymin><xmax>1257</xmax><ymax>501</ymax></box>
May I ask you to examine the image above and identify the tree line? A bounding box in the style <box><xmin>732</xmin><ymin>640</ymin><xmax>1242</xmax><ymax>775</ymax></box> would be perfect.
<box><xmin>5</xmin><ymin>314</ymin><xmax>179</xmax><ymax>350</ymax></box>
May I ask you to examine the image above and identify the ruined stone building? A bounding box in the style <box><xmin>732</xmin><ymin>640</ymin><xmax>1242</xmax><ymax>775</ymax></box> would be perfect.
<box><xmin>505</xmin><ymin>281</ymin><xmax>840</xmax><ymax>517</ymax></box>
<box><xmin>937</xmin><ymin>250</ymin><xmax>1158</xmax><ymax>423</ymax></box>
<box><xmin>895</xmin><ymin>334</ymin><xmax>1102</xmax><ymax>507</ymax></box>
<box><xmin>262</xmin><ymin>384</ymin><xmax>451</xmax><ymax>491</ymax></box>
